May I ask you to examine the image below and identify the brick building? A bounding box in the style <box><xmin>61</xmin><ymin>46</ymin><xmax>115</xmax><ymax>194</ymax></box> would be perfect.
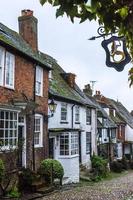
<box><xmin>0</xmin><ymin>10</ymin><xmax>51</xmax><ymax>170</ymax></box>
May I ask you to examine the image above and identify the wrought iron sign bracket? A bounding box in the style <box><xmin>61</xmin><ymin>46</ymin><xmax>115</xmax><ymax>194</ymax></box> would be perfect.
<box><xmin>89</xmin><ymin>26</ymin><xmax>131</xmax><ymax>71</ymax></box>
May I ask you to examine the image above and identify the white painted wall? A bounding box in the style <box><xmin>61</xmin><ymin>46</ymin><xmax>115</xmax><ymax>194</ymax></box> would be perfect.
<box><xmin>125</xmin><ymin>125</ymin><xmax>133</xmax><ymax>142</ymax></box>
<box><xmin>48</xmin><ymin>100</ymin><xmax>97</xmax><ymax>181</ymax></box>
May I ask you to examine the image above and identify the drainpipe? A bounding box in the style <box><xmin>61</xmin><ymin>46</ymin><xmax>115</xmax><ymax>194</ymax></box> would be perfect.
<box><xmin>32</xmin><ymin>64</ymin><xmax>36</xmax><ymax>171</ymax></box>
<box><xmin>71</xmin><ymin>104</ymin><xmax>75</xmax><ymax>128</ymax></box>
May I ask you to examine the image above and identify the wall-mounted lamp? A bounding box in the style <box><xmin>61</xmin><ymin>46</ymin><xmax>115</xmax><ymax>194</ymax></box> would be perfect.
<box><xmin>44</xmin><ymin>99</ymin><xmax>57</xmax><ymax>122</ymax></box>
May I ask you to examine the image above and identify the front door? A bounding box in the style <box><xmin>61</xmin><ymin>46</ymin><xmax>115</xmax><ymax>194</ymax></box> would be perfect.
<box><xmin>49</xmin><ymin>138</ymin><xmax>55</xmax><ymax>159</ymax></box>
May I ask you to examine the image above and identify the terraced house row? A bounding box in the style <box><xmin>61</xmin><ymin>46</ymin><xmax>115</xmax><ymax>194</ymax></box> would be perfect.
<box><xmin>0</xmin><ymin>10</ymin><xmax>133</xmax><ymax>184</ymax></box>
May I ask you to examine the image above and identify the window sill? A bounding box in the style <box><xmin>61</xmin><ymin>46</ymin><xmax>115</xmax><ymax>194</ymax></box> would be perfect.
<box><xmin>60</xmin><ymin>121</ymin><xmax>69</xmax><ymax>124</ymax></box>
<box><xmin>34</xmin><ymin>145</ymin><xmax>43</xmax><ymax>148</ymax></box>
<box><xmin>4</xmin><ymin>85</ymin><xmax>15</xmax><ymax>90</ymax></box>
<box><xmin>58</xmin><ymin>154</ymin><xmax>79</xmax><ymax>159</ymax></box>
<box><xmin>75</xmin><ymin>122</ymin><xmax>80</xmax><ymax>124</ymax></box>
<box><xmin>86</xmin><ymin>123</ymin><xmax>91</xmax><ymax>125</ymax></box>
<box><xmin>35</xmin><ymin>94</ymin><xmax>43</xmax><ymax>97</ymax></box>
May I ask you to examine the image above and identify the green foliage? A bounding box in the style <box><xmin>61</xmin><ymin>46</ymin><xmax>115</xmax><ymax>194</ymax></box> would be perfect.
<box><xmin>110</xmin><ymin>161</ymin><xmax>123</xmax><ymax>173</ymax></box>
<box><xmin>121</xmin><ymin>157</ymin><xmax>129</xmax><ymax>170</ymax></box>
<box><xmin>39</xmin><ymin>0</ymin><xmax>133</xmax><ymax>86</ymax></box>
<box><xmin>39</xmin><ymin>159</ymin><xmax>64</xmax><ymax>184</ymax></box>
<box><xmin>7</xmin><ymin>186</ymin><xmax>21</xmax><ymax>198</ymax></box>
<box><xmin>0</xmin><ymin>159</ymin><xmax>5</xmax><ymax>183</ymax></box>
<box><xmin>91</xmin><ymin>154</ymin><xmax>109</xmax><ymax>181</ymax></box>
<box><xmin>18</xmin><ymin>167</ymin><xmax>36</xmax><ymax>190</ymax></box>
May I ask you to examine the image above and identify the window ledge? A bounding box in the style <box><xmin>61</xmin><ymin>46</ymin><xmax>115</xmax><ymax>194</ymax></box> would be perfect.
<box><xmin>60</xmin><ymin>121</ymin><xmax>69</xmax><ymax>124</ymax></box>
<box><xmin>34</xmin><ymin>145</ymin><xmax>43</xmax><ymax>148</ymax></box>
<box><xmin>58</xmin><ymin>154</ymin><xmax>79</xmax><ymax>159</ymax></box>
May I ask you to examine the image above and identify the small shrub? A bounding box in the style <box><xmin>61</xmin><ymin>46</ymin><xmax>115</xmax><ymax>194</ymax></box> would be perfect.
<box><xmin>39</xmin><ymin>159</ymin><xmax>64</xmax><ymax>185</ymax></box>
<box><xmin>7</xmin><ymin>186</ymin><xmax>21</xmax><ymax>198</ymax></box>
<box><xmin>91</xmin><ymin>154</ymin><xmax>109</xmax><ymax>181</ymax></box>
<box><xmin>0</xmin><ymin>159</ymin><xmax>5</xmax><ymax>183</ymax></box>
<box><xmin>110</xmin><ymin>161</ymin><xmax>123</xmax><ymax>173</ymax></box>
<box><xmin>18</xmin><ymin>167</ymin><xmax>36</xmax><ymax>191</ymax></box>
<box><xmin>129</xmin><ymin>161</ymin><xmax>133</xmax><ymax>169</ymax></box>
<box><xmin>121</xmin><ymin>157</ymin><xmax>129</xmax><ymax>170</ymax></box>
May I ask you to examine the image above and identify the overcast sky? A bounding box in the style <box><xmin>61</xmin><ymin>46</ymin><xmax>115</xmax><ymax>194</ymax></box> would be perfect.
<box><xmin>0</xmin><ymin>0</ymin><xmax>133</xmax><ymax>111</ymax></box>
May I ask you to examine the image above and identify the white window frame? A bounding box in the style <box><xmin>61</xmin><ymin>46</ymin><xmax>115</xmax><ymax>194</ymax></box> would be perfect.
<box><xmin>59</xmin><ymin>132</ymin><xmax>79</xmax><ymax>156</ymax></box>
<box><xmin>0</xmin><ymin>110</ymin><xmax>18</xmax><ymax>150</ymax></box>
<box><xmin>0</xmin><ymin>47</ymin><xmax>15</xmax><ymax>89</ymax></box>
<box><xmin>35</xmin><ymin>66</ymin><xmax>43</xmax><ymax>96</ymax></box>
<box><xmin>75</xmin><ymin>106</ymin><xmax>80</xmax><ymax>123</ymax></box>
<box><xmin>86</xmin><ymin>132</ymin><xmax>91</xmax><ymax>154</ymax></box>
<box><xmin>86</xmin><ymin>108</ymin><xmax>91</xmax><ymax>125</ymax></box>
<box><xmin>34</xmin><ymin>114</ymin><xmax>43</xmax><ymax>148</ymax></box>
<box><xmin>61</xmin><ymin>103</ymin><xmax>67</xmax><ymax>122</ymax></box>
<box><xmin>0</xmin><ymin>47</ymin><xmax>5</xmax><ymax>86</ymax></box>
<box><xmin>5</xmin><ymin>52</ymin><xmax>15</xmax><ymax>89</ymax></box>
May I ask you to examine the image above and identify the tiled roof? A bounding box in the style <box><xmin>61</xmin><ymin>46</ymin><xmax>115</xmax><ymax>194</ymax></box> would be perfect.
<box><xmin>41</xmin><ymin>53</ymin><xmax>96</xmax><ymax>107</ymax></box>
<box><xmin>89</xmin><ymin>96</ymin><xmax>116</xmax><ymax>128</ymax></box>
<box><xmin>0</xmin><ymin>23</ymin><xmax>51</xmax><ymax>69</ymax></box>
<box><xmin>109</xmin><ymin>99</ymin><xmax>133</xmax><ymax>129</ymax></box>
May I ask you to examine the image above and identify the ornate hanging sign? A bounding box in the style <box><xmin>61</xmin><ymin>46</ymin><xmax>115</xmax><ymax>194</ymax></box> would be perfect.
<box><xmin>89</xmin><ymin>26</ymin><xmax>131</xmax><ymax>71</ymax></box>
<box><xmin>101</xmin><ymin>36</ymin><xmax>131</xmax><ymax>72</ymax></box>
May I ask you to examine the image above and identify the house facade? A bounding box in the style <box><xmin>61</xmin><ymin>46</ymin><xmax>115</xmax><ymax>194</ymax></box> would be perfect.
<box><xmin>43</xmin><ymin>57</ymin><xmax>97</xmax><ymax>183</ymax></box>
<box><xmin>0</xmin><ymin>10</ymin><xmax>51</xmax><ymax>170</ymax></box>
<box><xmin>94</xmin><ymin>91</ymin><xmax>133</xmax><ymax>160</ymax></box>
<box><xmin>84</xmin><ymin>87</ymin><xmax>117</xmax><ymax>162</ymax></box>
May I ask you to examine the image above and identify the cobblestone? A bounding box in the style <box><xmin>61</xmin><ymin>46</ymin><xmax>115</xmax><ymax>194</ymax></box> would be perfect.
<box><xmin>38</xmin><ymin>171</ymin><xmax>133</xmax><ymax>200</ymax></box>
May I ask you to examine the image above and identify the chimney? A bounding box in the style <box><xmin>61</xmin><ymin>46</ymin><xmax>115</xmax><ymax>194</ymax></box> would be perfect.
<box><xmin>94</xmin><ymin>90</ymin><xmax>102</xmax><ymax>101</ymax></box>
<box><xmin>18</xmin><ymin>9</ymin><xmax>38</xmax><ymax>51</ymax></box>
<box><xmin>62</xmin><ymin>73</ymin><xmax>76</xmax><ymax>88</ymax></box>
<box><xmin>83</xmin><ymin>84</ymin><xmax>92</xmax><ymax>96</ymax></box>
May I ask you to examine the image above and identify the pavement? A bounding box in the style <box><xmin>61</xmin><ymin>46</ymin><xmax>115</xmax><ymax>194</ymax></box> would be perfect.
<box><xmin>36</xmin><ymin>171</ymin><xmax>133</xmax><ymax>200</ymax></box>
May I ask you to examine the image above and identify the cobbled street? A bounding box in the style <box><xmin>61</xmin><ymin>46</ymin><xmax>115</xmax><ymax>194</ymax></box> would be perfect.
<box><xmin>37</xmin><ymin>171</ymin><xmax>133</xmax><ymax>200</ymax></box>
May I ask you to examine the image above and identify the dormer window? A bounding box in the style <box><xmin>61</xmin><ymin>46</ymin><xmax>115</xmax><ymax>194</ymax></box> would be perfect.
<box><xmin>0</xmin><ymin>47</ymin><xmax>15</xmax><ymax>89</ymax></box>
<box><xmin>36</xmin><ymin>66</ymin><xmax>43</xmax><ymax>96</ymax></box>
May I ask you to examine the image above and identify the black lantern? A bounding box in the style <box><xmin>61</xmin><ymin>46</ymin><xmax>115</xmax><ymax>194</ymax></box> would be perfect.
<box><xmin>48</xmin><ymin>99</ymin><xmax>57</xmax><ymax>116</ymax></box>
<box><xmin>44</xmin><ymin>99</ymin><xmax>57</xmax><ymax>122</ymax></box>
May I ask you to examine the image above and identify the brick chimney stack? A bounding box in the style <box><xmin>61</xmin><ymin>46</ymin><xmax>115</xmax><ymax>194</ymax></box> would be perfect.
<box><xmin>62</xmin><ymin>73</ymin><xmax>76</xmax><ymax>88</ymax></box>
<box><xmin>18</xmin><ymin>9</ymin><xmax>38</xmax><ymax>51</ymax></box>
<box><xmin>83</xmin><ymin>84</ymin><xmax>93</xmax><ymax>96</ymax></box>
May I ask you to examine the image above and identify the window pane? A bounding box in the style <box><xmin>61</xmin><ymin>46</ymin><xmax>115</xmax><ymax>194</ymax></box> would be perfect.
<box><xmin>60</xmin><ymin>133</ymin><xmax>69</xmax><ymax>155</ymax></box>
<box><xmin>5</xmin><ymin>52</ymin><xmax>14</xmax><ymax>88</ymax></box>
<box><xmin>71</xmin><ymin>133</ymin><xmax>79</xmax><ymax>155</ymax></box>
<box><xmin>86</xmin><ymin>132</ymin><xmax>91</xmax><ymax>154</ymax></box>
<box><xmin>61</xmin><ymin>103</ymin><xmax>67</xmax><ymax>121</ymax></box>
<box><xmin>35</xmin><ymin>66</ymin><xmax>43</xmax><ymax>96</ymax></box>
<box><xmin>0</xmin><ymin>110</ymin><xmax>18</xmax><ymax>149</ymax></box>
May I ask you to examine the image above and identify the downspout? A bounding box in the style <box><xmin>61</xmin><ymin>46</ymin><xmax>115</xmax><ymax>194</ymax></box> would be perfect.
<box><xmin>71</xmin><ymin>104</ymin><xmax>75</xmax><ymax>128</ymax></box>
<box><xmin>32</xmin><ymin>64</ymin><xmax>36</xmax><ymax>171</ymax></box>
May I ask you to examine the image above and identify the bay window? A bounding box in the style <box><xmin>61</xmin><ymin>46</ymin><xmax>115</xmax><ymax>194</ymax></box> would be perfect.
<box><xmin>60</xmin><ymin>132</ymin><xmax>79</xmax><ymax>156</ymax></box>
<box><xmin>0</xmin><ymin>110</ymin><xmax>18</xmax><ymax>149</ymax></box>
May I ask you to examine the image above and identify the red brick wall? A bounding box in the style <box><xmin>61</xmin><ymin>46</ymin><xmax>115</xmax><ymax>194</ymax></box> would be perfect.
<box><xmin>0</xmin><ymin>52</ymin><xmax>49</xmax><ymax>170</ymax></box>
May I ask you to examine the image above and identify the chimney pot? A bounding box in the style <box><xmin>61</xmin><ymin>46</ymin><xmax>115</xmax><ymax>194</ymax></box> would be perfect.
<box><xmin>21</xmin><ymin>9</ymin><xmax>33</xmax><ymax>16</ymax></box>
